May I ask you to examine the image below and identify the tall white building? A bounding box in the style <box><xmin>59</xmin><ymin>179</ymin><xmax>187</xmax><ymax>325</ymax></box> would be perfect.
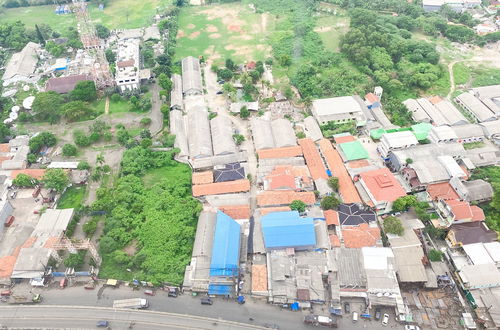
<box><xmin>115</xmin><ymin>38</ymin><xmax>141</xmax><ymax>93</ymax></box>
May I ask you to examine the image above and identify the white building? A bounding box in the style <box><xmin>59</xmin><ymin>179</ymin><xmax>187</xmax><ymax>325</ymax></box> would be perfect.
<box><xmin>311</xmin><ymin>96</ymin><xmax>367</xmax><ymax>125</ymax></box>
<box><xmin>2</xmin><ymin>42</ymin><xmax>41</xmax><ymax>84</ymax></box>
<box><xmin>378</xmin><ymin>131</ymin><xmax>419</xmax><ymax>158</ymax></box>
<box><xmin>115</xmin><ymin>38</ymin><xmax>141</xmax><ymax>93</ymax></box>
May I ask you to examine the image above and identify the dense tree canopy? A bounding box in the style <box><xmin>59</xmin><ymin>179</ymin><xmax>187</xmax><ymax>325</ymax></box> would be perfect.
<box><xmin>70</xmin><ymin>81</ymin><xmax>97</xmax><ymax>102</ymax></box>
<box><xmin>384</xmin><ymin>216</ymin><xmax>404</xmax><ymax>235</ymax></box>
<box><xmin>62</xmin><ymin>101</ymin><xmax>94</xmax><ymax>122</ymax></box>
<box><xmin>12</xmin><ymin>173</ymin><xmax>38</xmax><ymax>187</ymax></box>
<box><xmin>29</xmin><ymin>132</ymin><xmax>57</xmax><ymax>153</ymax></box>
<box><xmin>42</xmin><ymin>168</ymin><xmax>70</xmax><ymax>193</ymax></box>
<box><xmin>31</xmin><ymin>92</ymin><xmax>64</xmax><ymax>122</ymax></box>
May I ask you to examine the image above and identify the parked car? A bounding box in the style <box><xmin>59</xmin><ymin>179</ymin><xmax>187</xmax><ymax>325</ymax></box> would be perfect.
<box><xmin>96</xmin><ymin>320</ymin><xmax>109</xmax><ymax>327</ymax></box>
<box><xmin>144</xmin><ymin>289</ymin><xmax>155</xmax><ymax>296</ymax></box>
<box><xmin>201</xmin><ymin>297</ymin><xmax>213</xmax><ymax>305</ymax></box>
<box><xmin>375</xmin><ymin>308</ymin><xmax>381</xmax><ymax>320</ymax></box>
<box><xmin>352</xmin><ymin>311</ymin><xmax>358</xmax><ymax>323</ymax></box>
<box><xmin>382</xmin><ymin>314</ymin><xmax>389</xmax><ymax>326</ymax></box>
<box><xmin>405</xmin><ymin>326</ymin><xmax>421</xmax><ymax>330</ymax></box>
<box><xmin>59</xmin><ymin>278</ymin><xmax>67</xmax><ymax>289</ymax></box>
<box><xmin>167</xmin><ymin>287</ymin><xmax>178</xmax><ymax>298</ymax></box>
<box><xmin>343</xmin><ymin>302</ymin><xmax>350</xmax><ymax>313</ymax></box>
<box><xmin>216</xmin><ymin>91</ymin><xmax>223</xmax><ymax>95</ymax></box>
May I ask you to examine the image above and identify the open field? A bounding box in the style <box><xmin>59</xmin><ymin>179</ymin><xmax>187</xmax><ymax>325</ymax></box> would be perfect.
<box><xmin>314</xmin><ymin>9</ymin><xmax>349</xmax><ymax>52</ymax></box>
<box><xmin>142</xmin><ymin>162</ymin><xmax>191</xmax><ymax>188</ymax></box>
<box><xmin>57</xmin><ymin>186</ymin><xmax>86</xmax><ymax>209</ymax></box>
<box><xmin>0</xmin><ymin>0</ymin><xmax>171</xmax><ymax>31</ymax></box>
<box><xmin>175</xmin><ymin>3</ymin><xmax>275</xmax><ymax>63</ymax></box>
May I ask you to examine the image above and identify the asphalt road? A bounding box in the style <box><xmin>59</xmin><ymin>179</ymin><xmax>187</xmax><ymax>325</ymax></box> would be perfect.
<box><xmin>2</xmin><ymin>285</ymin><xmax>404</xmax><ymax>330</ymax></box>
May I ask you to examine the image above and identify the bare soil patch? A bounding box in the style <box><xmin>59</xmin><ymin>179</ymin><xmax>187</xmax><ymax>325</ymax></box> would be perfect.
<box><xmin>124</xmin><ymin>239</ymin><xmax>138</xmax><ymax>256</ymax></box>
<box><xmin>209</xmin><ymin>33</ymin><xmax>221</xmax><ymax>39</ymax></box>
<box><xmin>189</xmin><ymin>31</ymin><xmax>201</xmax><ymax>39</ymax></box>
<box><xmin>206</xmin><ymin>24</ymin><xmax>218</xmax><ymax>32</ymax></box>
<box><xmin>186</xmin><ymin>23</ymin><xmax>196</xmax><ymax>29</ymax></box>
<box><xmin>177</xmin><ymin>30</ymin><xmax>185</xmax><ymax>38</ymax></box>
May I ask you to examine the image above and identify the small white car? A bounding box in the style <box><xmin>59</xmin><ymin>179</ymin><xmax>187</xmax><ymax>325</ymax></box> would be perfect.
<box><xmin>382</xmin><ymin>313</ymin><xmax>389</xmax><ymax>326</ymax></box>
<box><xmin>405</xmin><ymin>326</ymin><xmax>421</xmax><ymax>330</ymax></box>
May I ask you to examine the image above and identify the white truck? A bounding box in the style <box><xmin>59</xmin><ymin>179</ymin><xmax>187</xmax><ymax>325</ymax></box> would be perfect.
<box><xmin>112</xmin><ymin>298</ymin><xmax>149</xmax><ymax>309</ymax></box>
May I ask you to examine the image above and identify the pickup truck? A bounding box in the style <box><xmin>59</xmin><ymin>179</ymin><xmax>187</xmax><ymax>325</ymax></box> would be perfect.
<box><xmin>113</xmin><ymin>298</ymin><xmax>149</xmax><ymax>309</ymax></box>
<box><xmin>8</xmin><ymin>294</ymin><xmax>42</xmax><ymax>305</ymax></box>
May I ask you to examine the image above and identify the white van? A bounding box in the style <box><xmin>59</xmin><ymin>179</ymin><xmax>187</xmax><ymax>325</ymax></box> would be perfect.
<box><xmin>352</xmin><ymin>311</ymin><xmax>359</xmax><ymax>322</ymax></box>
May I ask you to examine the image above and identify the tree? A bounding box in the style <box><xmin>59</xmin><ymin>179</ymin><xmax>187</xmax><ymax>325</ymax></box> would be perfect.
<box><xmin>29</xmin><ymin>132</ymin><xmax>57</xmax><ymax>153</ymax></box>
<box><xmin>0</xmin><ymin>123</ymin><xmax>11</xmax><ymax>143</ymax></box>
<box><xmin>321</xmin><ymin>196</ymin><xmax>340</xmax><ymax>210</ymax></box>
<box><xmin>392</xmin><ymin>195</ymin><xmax>417</xmax><ymax>212</ymax></box>
<box><xmin>383</xmin><ymin>216</ymin><xmax>404</xmax><ymax>236</ymax></box>
<box><xmin>225</xmin><ymin>58</ymin><xmax>236</xmax><ymax>71</ymax></box>
<box><xmin>95</xmin><ymin>24</ymin><xmax>110</xmax><ymax>39</ymax></box>
<box><xmin>77</xmin><ymin>161</ymin><xmax>91</xmax><ymax>170</ymax></box>
<box><xmin>12</xmin><ymin>173</ymin><xmax>37</xmax><ymax>187</ymax></box>
<box><xmin>73</xmin><ymin>130</ymin><xmax>90</xmax><ymax>147</ymax></box>
<box><xmin>42</xmin><ymin>168</ymin><xmax>70</xmax><ymax>193</ymax></box>
<box><xmin>158</xmin><ymin>73</ymin><xmax>172</xmax><ymax>91</ymax></box>
<box><xmin>62</xmin><ymin>144</ymin><xmax>78</xmax><ymax>157</ymax></box>
<box><xmin>290</xmin><ymin>200</ymin><xmax>306</xmax><ymax>213</ymax></box>
<box><xmin>62</xmin><ymin>101</ymin><xmax>94</xmax><ymax>122</ymax></box>
<box><xmin>105</xmin><ymin>49</ymin><xmax>116</xmax><ymax>63</ymax></box>
<box><xmin>328</xmin><ymin>177</ymin><xmax>339</xmax><ymax>191</ymax></box>
<box><xmin>64</xmin><ymin>251</ymin><xmax>86</xmax><ymax>269</ymax></box>
<box><xmin>217</xmin><ymin>68</ymin><xmax>233</xmax><ymax>81</ymax></box>
<box><xmin>140</xmin><ymin>117</ymin><xmax>152</xmax><ymax>126</ymax></box>
<box><xmin>31</xmin><ymin>92</ymin><xmax>64</xmax><ymax>122</ymax></box>
<box><xmin>117</xmin><ymin>129</ymin><xmax>131</xmax><ymax>146</ymax></box>
<box><xmin>406</xmin><ymin>158</ymin><xmax>413</xmax><ymax>164</ymax></box>
<box><xmin>428</xmin><ymin>249</ymin><xmax>443</xmax><ymax>262</ymax></box>
<box><xmin>70</xmin><ymin>81</ymin><xmax>97</xmax><ymax>102</ymax></box>
<box><xmin>240</xmin><ymin>106</ymin><xmax>250</xmax><ymax>119</ymax></box>
<box><xmin>45</xmin><ymin>41</ymin><xmax>65</xmax><ymax>57</ymax></box>
<box><xmin>232</xmin><ymin>134</ymin><xmax>245</xmax><ymax>145</ymax></box>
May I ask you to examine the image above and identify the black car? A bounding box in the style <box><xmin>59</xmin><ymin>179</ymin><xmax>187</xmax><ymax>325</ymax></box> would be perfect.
<box><xmin>344</xmin><ymin>302</ymin><xmax>350</xmax><ymax>313</ymax></box>
<box><xmin>201</xmin><ymin>297</ymin><xmax>213</xmax><ymax>305</ymax></box>
<box><xmin>375</xmin><ymin>308</ymin><xmax>382</xmax><ymax>320</ymax></box>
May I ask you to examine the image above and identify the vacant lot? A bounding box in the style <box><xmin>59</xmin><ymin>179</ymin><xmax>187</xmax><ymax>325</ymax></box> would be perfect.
<box><xmin>175</xmin><ymin>3</ymin><xmax>275</xmax><ymax>63</ymax></box>
<box><xmin>1</xmin><ymin>0</ymin><xmax>171</xmax><ymax>31</ymax></box>
<box><xmin>314</xmin><ymin>7</ymin><xmax>349</xmax><ymax>52</ymax></box>
<box><xmin>57</xmin><ymin>186</ymin><xmax>86</xmax><ymax>209</ymax></box>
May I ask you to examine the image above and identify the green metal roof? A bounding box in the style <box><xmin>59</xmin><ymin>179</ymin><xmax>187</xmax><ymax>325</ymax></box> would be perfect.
<box><xmin>339</xmin><ymin>140</ymin><xmax>369</xmax><ymax>161</ymax></box>
<box><xmin>411</xmin><ymin>123</ymin><xmax>433</xmax><ymax>141</ymax></box>
<box><xmin>370</xmin><ymin>128</ymin><xmax>385</xmax><ymax>140</ymax></box>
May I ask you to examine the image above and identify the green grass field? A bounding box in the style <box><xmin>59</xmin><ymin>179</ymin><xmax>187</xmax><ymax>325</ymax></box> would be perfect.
<box><xmin>1</xmin><ymin>0</ymin><xmax>171</xmax><ymax>32</ymax></box>
<box><xmin>142</xmin><ymin>163</ymin><xmax>192</xmax><ymax>188</ymax></box>
<box><xmin>57</xmin><ymin>185</ymin><xmax>86</xmax><ymax>209</ymax></box>
<box><xmin>175</xmin><ymin>3</ymin><xmax>274</xmax><ymax>63</ymax></box>
<box><xmin>315</xmin><ymin>11</ymin><xmax>349</xmax><ymax>53</ymax></box>
<box><xmin>453</xmin><ymin>62</ymin><xmax>471</xmax><ymax>86</ymax></box>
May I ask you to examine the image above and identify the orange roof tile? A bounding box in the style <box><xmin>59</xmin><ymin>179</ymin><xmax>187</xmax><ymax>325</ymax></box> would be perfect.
<box><xmin>427</xmin><ymin>182</ymin><xmax>460</xmax><ymax>201</ymax></box>
<box><xmin>324</xmin><ymin>210</ymin><xmax>340</xmax><ymax>226</ymax></box>
<box><xmin>342</xmin><ymin>223</ymin><xmax>381</xmax><ymax>248</ymax></box>
<box><xmin>267</xmin><ymin>173</ymin><xmax>296</xmax><ymax>190</ymax></box>
<box><xmin>0</xmin><ymin>156</ymin><xmax>12</xmax><ymax>164</ymax></box>
<box><xmin>446</xmin><ymin>200</ymin><xmax>485</xmax><ymax>222</ymax></box>
<box><xmin>318</xmin><ymin>139</ymin><xmax>362</xmax><ymax>204</ymax></box>
<box><xmin>429</xmin><ymin>96</ymin><xmax>442</xmax><ymax>105</ymax></box>
<box><xmin>334</xmin><ymin>135</ymin><xmax>356</xmax><ymax>144</ymax></box>
<box><xmin>329</xmin><ymin>234</ymin><xmax>341</xmax><ymax>247</ymax></box>
<box><xmin>192</xmin><ymin>179</ymin><xmax>250</xmax><ymax>197</ymax></box>
<box><xmin>257</xmin><ymin>146</ymin><xmax>303</xmax><ymax>159</ymax></box>
<box><xmin>43</xmin><ymin>237</ymin><xmax>60</xmax><ymax>249</ymax></box>
<box><xmin>0</xmin><ymin>144</ymin><xmax>9</xmax><ymax>153</ymax></box>
<box><xmin>348</xmin><ymin>159</ymin><xmax>370</xmax><ymax>169</ymax></box>
<box><xmin>192</xmin><ymin>171</ymin><xmax>214</xmax><ymax>185</ymax></box>
<box><xmin>257</xmin><ymin>191</ymin><xmax>315</xmax><ymax>206</ymax></box>
<box><xmin>359</xmin><ymin>168</ymin><xmax>406</xmax><ymax>203</ymax></box>
<box><xmin>365</xmin><ymin>93</ymin><xmax>379</xmax><ymax>104</ymax></box>
<box><xmin>259</xmin><ymin>206</ymin><xmax>291</xmax><ymax>215</ymax></box>
<box><xmin>298</xmin><ymin>138</ymin><xmax>328</xmax><ymax>180</ymax></box>
<box><xmin>251</xmin><ymin>264</ymin><xmax>268</xmax><ymax>293</ymax></box>
<box><xmin>0</xmin><ymin>237</ymin><xmax>37</xmax><ymax>278</ymax></box>
<box><xmin>268</xmin><ymin>165</ymin><xmax>311</xmax><ymax>185</ymax></box>
<box><xmin>218</xmin><ymin>205</ymin><xmax>251</xmax><ymax>219</ymax></box>
<box><xmin>10</xmin><ymin>169</ymin><xmax>46</xmax><ymax>180</ymax></box>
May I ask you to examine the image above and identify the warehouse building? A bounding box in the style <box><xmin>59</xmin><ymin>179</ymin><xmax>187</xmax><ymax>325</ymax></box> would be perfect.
<box><xmin>452</xmin><ymin>124</ymin><xmax>484</xmax><ymax>144</ymax></box>
<box><xmin>2</xmin><ymin>42</ymin><xmax>40</xmax><ymax>84</ymax></box>
<box><xmin>181</xmin><ymin>56</ymin><xmax>203</xmax><ymax>96</ymax></box>
<box><xmin>271</xmin><ymin>119</ymin><xmax>296</xmax><ymax>148</ymax></box>
<box><xmin>250</xmin><ymin>118</ymin><xmax>297</xmax><ymax>150</ymax></box>
<box><xmin>45</xmin><ymin>74</ymin><xmax>92</xmax><ymax>94</ymax></box>
<box><xmin>455</xmin><ymin>92</ymin><xmax>497</xmax><ymax>122</ymax></box>
<box><xmin>170</xmin><ymin>74</ymin><xmax>183</xmax><ymax>110</ymax></box>
<box><xmin>210</xmin><ymin>116</ymin><xmax>237</xmax><ymax>156</ymax></box>
<box><xmin>387</xmin><ymin>143</ymin><xmax>466</xmax><ymax>171</ymax></box>
<box><xmin>261</xmin><ymin>211</ymin><xmax>316</xmax><ymax>251</ymax></box>
<box><xmin>311</xmin><ymin>96</ymin><xmax>367</xmax><ymax>126</ymax></box>
<box><xmin>187</xmin><ymin>106</ymin><xmax>213</xmax><ymax>159</ymax></box>
<box><xmin>378</xmin><ymin>131</ymin><xmax>419</xmax><ymax>159</ymax></box>
<box><xmin>169</xmin><ymin>110</ymin><xmax>189</xmax><ymax>159</ymax></box>
<box><xmin>303</xmin><ymin>116</ymin><xmax>323</xmax><ymax>142</ymax></box>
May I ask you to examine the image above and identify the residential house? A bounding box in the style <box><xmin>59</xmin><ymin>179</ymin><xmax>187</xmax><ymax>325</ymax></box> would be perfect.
<box><xmin>378</xmin><ymin>131</ymin><xmax>419</xmax><ymax>159</ymax></box>
<box><xmin>436</xmin><ymin>199</ymin><xmax>485</xmax><ymax>226</ymax></box>
<box><xmin>358</xmin><ymin>168</ymin><xmax>407</xmax><ymax>212</ymax></box>
<box><xmin>446</xmin><ymin>222</ymin><xmax>497</xmax><ymax>248</ymax></box>
<box><xmin>311</xmin><ymin>96</ymin><xmax>367</xmax><ymax>126</ymax></box>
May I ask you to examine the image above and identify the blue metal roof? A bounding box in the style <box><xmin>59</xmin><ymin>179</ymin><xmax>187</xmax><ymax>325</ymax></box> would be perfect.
<box><xmin>261</xmin><ymin>211</ymin><xmax>316</xmax><ymax>250</ymax></box>
<box><xmin>208</xmin><ymin>284</ymin><xmax>232</xmax><ymax>295</ymax></box>
<box><xmin>210</xmin><ymin>211</ymin><xmax>241</xmax><ymax>277</ymax></box>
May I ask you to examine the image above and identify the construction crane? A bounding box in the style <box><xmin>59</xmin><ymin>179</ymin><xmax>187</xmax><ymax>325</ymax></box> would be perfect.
<box><xmin>72</xmin><ymin>0</ymin><xmax>114</xmax><ymax>90</ymax></box>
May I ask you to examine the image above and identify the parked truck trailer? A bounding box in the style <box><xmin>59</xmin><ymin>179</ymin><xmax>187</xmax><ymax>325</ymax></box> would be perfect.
<box><xmin>112</xmin><ymin>298</ymin><xmax>149</xmax><ymax>309</ymax></box>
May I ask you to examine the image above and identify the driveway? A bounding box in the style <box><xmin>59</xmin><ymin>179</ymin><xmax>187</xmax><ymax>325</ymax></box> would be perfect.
<box><xmin>149</xmin><ymin>81</ymin><xmax>164</xmax><ymax>136</ymax></box>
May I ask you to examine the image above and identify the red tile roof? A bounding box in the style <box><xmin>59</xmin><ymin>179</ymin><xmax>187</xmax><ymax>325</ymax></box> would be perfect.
<box><xmin>427</xmin><ymin>182</ymin><xmax>460</xmax><ymax>201</ymax></box>
<box><xmin>329</xmin><ymin>234</ymin><xmax>341</xmax><ymax>247</ymax></box>
<box><xmin>192</xmin><ymin>179</ymin><xmax>250</xmax><ymax>197</ymax></box>
<box><xmin>257</xmin><ymin>191</ymin><xmax>316</xmax><ymax>206</ymax></box>
<box><xmin>365</xmin><ymin>93</ymin><xmax>379</xmax><ymax>104</ymax></box>
<box><xmin>257</xmin><ymin>146</ymin><xmax>303</xmax><ymax>159</ymax></box>
<box><xmin>334</xmin><ymin>135</ymin><xmax>356</xmax><ymax>144</ymax></box>
<box><xmin>218</xmin><ymin>205</ymin><xmax>251</xmax><ymax>219</ymax></box>
<box><xmin>347</xmin><ymin>159</ymin><xmax>370</xmax><ymax>169</ymax></box>
<box><xmin>267</xmin><ymin>174</ymin><xmax>296</xmax><ymax>190</ymax></box>
<box><xmin>259</xmin><ymin>206</ymin><xmax>291</xmax><ymax>215</ymax></box>
<box><xmin>446</xmin><ymin>200</ymin><xmax>485</xmax><ymax>222</ymax></box>
<box><xmin>0</xmin><ymin>144</ymin><xmax>10</xmax><ymax>153</ymax></box>
<box><xmin>192</xmin><ymin>171</ymin><xmax>214</xmax><ymax>185</ymax></box>
<box><xmin>298</xmin><ymin>138</ymin><xmax>328</xmax><ymax>180</ymax></box>
<box><xmin>359</xmin><ymin>168</ymin><xmax>406</xmax><ymax>203</ymax></box>
<box><xmin>324</xmin><ymin>210</ymin><xmax>339</xmax><ymax>226</ymax></box>
<box><xmin>318</xmin><ymin>139</ymin><xmax>362</xmax><ymax>204</ymax></box>
<box><xmin>10</xmin><ymin>169</ymin><xmax>46</xmax><ymax>180</ymax></box>
<box><xmin>45</xmin><ymin>74</ymin><xmax>92</xmax><ymax>94</ymax></box>
<box><xmin>117</xmin><ymin>60</ymin><xmax>135</xmax><ymax>68</ymax></box>
<box><xmin>429</xmin><ymin>96</ymin><xmax>442</xmax><ymax>105</ymax></box>
<box><xmin>342</xmin><ymin>223</ymin><xmax>381</xmax><ymax>248</ymax></box>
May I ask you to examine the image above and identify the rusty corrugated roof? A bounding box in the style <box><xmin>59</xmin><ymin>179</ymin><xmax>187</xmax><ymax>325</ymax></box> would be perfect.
<box><xmin>251</xmin><ymin>264</ymin><xmax>268</xmax><ymax>293</ymax></box>
<box><xmin>192</xmin><ymin>171</ymin><xmax>214</xmax><ymax>185</ymax></box>
<box><xmin>192</xmin><ymin>179</ymin><xmax>250</xmax><ymax>197</ymax></box>
<box><xmin>218</xmin><ymin>205</ymin><xmax>251</xmax><ymax>219</ymax></box>
<box><xmin>257</xmin><ymin>146</ymin><xmax>303</xmax><ymax>159</ymax></box>
<box><xmin>257</xmin><ymin>191</ymin><xmax>315</xmax><ymax>206</ymax></box>
<box><xmin>342</xmin><ymin>223</ymin><xmax>381</xmax><ymax>248</ymax></box>
<box><xmin>298</xmin><ymin>138</ymin><xmax>328</xmax><ymax>180</ymax></box>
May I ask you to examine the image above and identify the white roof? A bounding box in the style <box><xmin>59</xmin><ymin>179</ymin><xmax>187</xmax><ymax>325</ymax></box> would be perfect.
<box><xmin>271</xmin><ymin>118</ymin><xmax>296</xmax><ymax>148</ymax></box>
<box><xmin>187</xmin><ymin>106</ymin><xmax>213</xmax><ymax>159</ymax></box>
<box><xmin>362</xmin><ymin>247</ymin><xmax>394</xmax><ymax>270</ymax></box>
<box><xmin>472</xmin><ymin>85</ymin><xmax>500</xmax><ymax>100</ymax></box>
<box><xmin>484</xmin><ymin>242</ymin><xmax>500</xmax><ymax>264</ymax></box>
<box><xmin>2</xmin><ymin>42</ymin><xmax>40</xmax><ymax>80</ymax></box>
<box><xmin>182</xmin><ymin>56</ymin><xmax>203</xmax><ymax>94</ymax></box>
<box><xmin>463</xmin><ymin>242</ymin><xmax>497</xmax><ymax>265</ymax></box>
<box><xmin>480</xmin><ymin>120</ymin><xmax>500</xmax><ymax>137</ymax></box>
<box><xmin>47</xmin><ymin>162</ymin><xmax>79</xmax><ymax>169</ymax></box>
<box><xmin>312</xmin><ymin>96</ymin><xmax>363</xmax><ymax>116</ymax></box>
<box><xmin>303</xmin><ymin>116</ymin><xmax>323</xmax><ymax>142</ymax></box>
<box><xmin>456</xmin><ymin>92</ymin><xmax>496</xmax><ymax>122</ymax></box>
<box><xmin>210</xmin><ymin>115</ymin><xmax>237</xmax><ymax>156</ymax></box>
<box><xmin>417</xmin><ymin>98</ymin><xmax>447</xmax><ymax>126</ymax></box>
<box><xmin>410</xmin><ymin>159</ymin><xmax>450</xmax><ymax>184</ymax></box>
<box><xmin>452</xmin><ymin>124</ymin><xmax>484</xmax><ymax>139</ymax></box>
<box><xmin>431</xmin><ymin>125</ymin><xmax>458</xmax><ymax>141</ymax></box>
<box><xmin>34</xmin><ymin>209</ymin><xmax>74</xmax><ymax>235</ymax></box>
<box><xmin>381</xmin><ymin>130</ymin><xmax>418</xmax><ymax>148</ymax></box>
<box><xmin>169</xmin><ymin>110</ymin><xmax>189</xmax><ymax>158</ymax></box>
<box><xmin>459</xmin><ymin>263</ymin><xmax>500</xmax><ymax>288</ymax></box>
<box><xmin>433</xmin><ymin>100</ymin><xmax>468</xmax><ymax>126</ymax></box>
<box><xmin>251</xmin><ymin>118</ymin><xmax>275</xmax><ymax>150</ymax></box>
<box><xmin>438</xmin><ymin>155</ymin><xmax>465</xmax><ymax>178</ymax></box>
<box><xmin>404</xmin><ymin>99</ymin><xmax>431</xmax><ymax>122</ymax></box>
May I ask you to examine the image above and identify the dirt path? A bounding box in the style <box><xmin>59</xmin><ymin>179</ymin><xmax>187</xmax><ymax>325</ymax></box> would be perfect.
<box><xmin>104</xmin><ymin>96</ymin><xmax>110</xmax><ymax>115</ymax></box>
<box><xmin>447</xmin><ymin>60</ymin><xmax>458</xmax><ymax>99</ymax></box>
<box><xmin>149</xmin><ymin>82</ymin><xmax>164</xmax><ymax>136</ymax></box>
<box><xmin>261</xmin><ymin>12</ymin><xmax>268</xmax><ymax>33</ymax></box>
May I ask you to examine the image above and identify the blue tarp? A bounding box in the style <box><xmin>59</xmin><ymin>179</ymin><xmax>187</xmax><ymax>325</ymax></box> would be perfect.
<box><xmin>291</xmin><ymin>302</ymin><xmax>299</xmax><ymax>311</ymax></box>
<box><xmin>52</xmin><ymin>272</ymin><xmax>65</xmax><ymax>277</ymax></box>
<box><xmin>261</xmin><ymin>211</ymin><xmax>316</xmax><ymax>250</ymax></box>
<box><xmin>208</xmin><ymin>284</ymin><xmax>232</xmax><ymax>295</ymax></box>
<box><xmin>209</xmin><ymin>211</ymin><xmax>241</xmax><ymax>277</ymax></box>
